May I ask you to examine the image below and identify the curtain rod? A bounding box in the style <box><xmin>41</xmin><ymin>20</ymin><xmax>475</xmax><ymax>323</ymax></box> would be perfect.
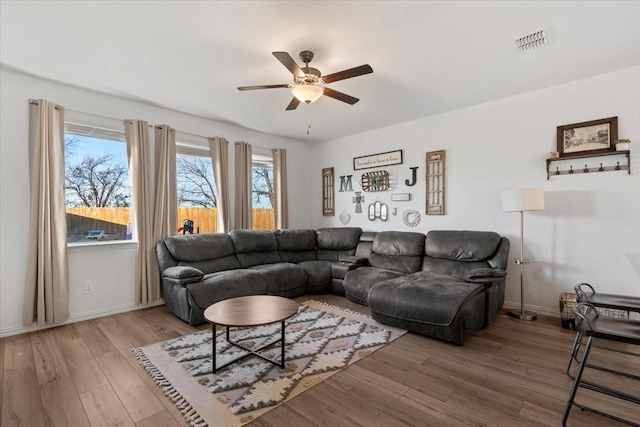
<box><xmin>175</xmin><ymin>129</ymin><xmax>211</xmax><ymax>140</ymax></box>
<box><xmin>29</xmin><ymin>99</ymin><xmax>153</xmax><ymax>128</ymax></box>
<box><xmin>28</xmin><ymin>99</ymin><xmax>219</xmax><ymax>139</ymax></box>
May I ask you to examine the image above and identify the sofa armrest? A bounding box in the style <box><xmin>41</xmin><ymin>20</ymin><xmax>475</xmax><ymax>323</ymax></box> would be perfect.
<box><xmin>163</xmin><ymin>266</ymin><xmax>204</xmax><ymax>284</ymax></box>
<box><xmin>464</xmin><ymin>268</ymin><xmax>507</xmax><ymax>284</ymax></box>
<box><xmin>338</xmin><ymin>256</ymin><xmax>368</xmax><ymax>266</ymax></box>
<box><xmin>332</xmin><ymin>261</ymin><xmax>363</xmax><ymax>280</ymax></box>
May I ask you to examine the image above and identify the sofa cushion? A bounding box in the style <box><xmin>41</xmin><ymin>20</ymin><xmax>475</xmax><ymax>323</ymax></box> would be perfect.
<box><xmin>316</xmin><ymin>227</ymin><xmax>362</xmax><ymax>250</ymax></box>
<box><xmin>368</xmin><ymin>231</ymin><xmax>425</xmax><ymax>274</ymax></box>
<box><xmin>248</xmin><ymin>263</ymin><xmax>308</xmax><ymax>294</ymax></box>
<box><xmin>368</xmin><ymin>272</ymin><xmax>486</xmax><ymax>345</ymax></box>
<box><xmin>186</xmin><ymin>269</ymin><xmax>266</xmax><ymax>309</ymax></box>
<box><xmin>368</xmin><ymin>272</ymin><xmax>484</xmax><ymax>327</ymax></box>
<box><xmin>275</xmin><ymin>229</ymin><xmax>317</xmax><ymax>263</ymax></box>
<box><xmin>316</xmin><ymin>227</ymin><xmax>361</xmax><ymax>261</ymax></box>
<box><xmin>164</xmin><ymin>233</ymin><xmax>236</xmax><ymax>262</ymax></box>
<box><xmin>298</xmin><ymin>260</ymin><xmax>333</xmax><ymax>292</ymax></box>
<box><xmin>355</xmin><ymin>231</ymin><xmax>377</xmax><ymax>259</ymax></box>
<box><xmin>372</xmin><ymin>231</ymin><xmax>425</xmax><ymax>256</ymax></box>
<box><xmin>343</xmin><ymin>266</ymin><xmax>405</xmax><ymax>305</ymax></box>
<box><xmin>230</xmin><ymin>229</ymin><xmax>281</xmax><ymax>267</ymax></box>
<box><xmin>425</xmin><ymin>230</ymin><xmax>501</xmax><ymax>261</ymax></box>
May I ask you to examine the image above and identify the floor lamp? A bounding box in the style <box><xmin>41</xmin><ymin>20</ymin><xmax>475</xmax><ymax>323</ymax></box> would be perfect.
<box><xmin>502</xmin><ymin>188</ymin><xmax>545</xmax><ymax>321</ymax></box>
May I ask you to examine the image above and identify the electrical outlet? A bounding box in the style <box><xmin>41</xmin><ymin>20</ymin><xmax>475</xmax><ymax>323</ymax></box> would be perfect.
<box><xmin>84</xmin><ymin>281</ymin><xmax>94</xmax><ymax>294</ymax></box>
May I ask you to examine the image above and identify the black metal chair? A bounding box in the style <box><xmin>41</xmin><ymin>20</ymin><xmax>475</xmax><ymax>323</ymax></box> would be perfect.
<box><xmin>562</xmin><ymin>302</ymin><xmax>640</xmax><ymax>426</ymax></box>
<box><xmin>574</xmin><ymin>283</ymin><xmax>640</xmax><ymax>313</ymax></box>
<box><xmin>566</xmin><ymin>283</ymin><xmax>639</xmax><ymax>376</ymax></box>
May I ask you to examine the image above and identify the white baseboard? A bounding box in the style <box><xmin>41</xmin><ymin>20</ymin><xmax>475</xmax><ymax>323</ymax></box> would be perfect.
<box><xmin>0</xmin><ymin>300</ymin><xmax>165</xmax><ymax>338</ymax></box>
<box><xmin>502</xmin><ymin>301</ymin><xmax>560</xmax><ymax>318</ymax></box>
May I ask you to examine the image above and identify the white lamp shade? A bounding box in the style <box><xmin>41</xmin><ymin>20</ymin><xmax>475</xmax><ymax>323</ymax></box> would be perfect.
<box><xmin>292</xmin><ymin>84</ymin><xmax>323</xmax><ymax>104</ymax></box>
<box><xmin>502</xmin><ymin>188</ymin><xmax>545</xmax><ymax>212</ymax></box>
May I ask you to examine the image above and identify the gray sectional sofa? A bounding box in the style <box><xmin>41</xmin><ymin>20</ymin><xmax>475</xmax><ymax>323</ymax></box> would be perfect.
<box><xmin>156</xmin><ymin>227</ymin><xmax>509</xmax><ymax>345</ymax></box>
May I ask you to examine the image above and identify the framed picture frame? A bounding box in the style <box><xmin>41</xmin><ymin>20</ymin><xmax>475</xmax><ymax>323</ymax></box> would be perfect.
<box><xmin>353</xmin><ymin>150</ymin><xmax>403</xmax><ymax>170</ymax></box>
<box><xmin>557</xmin><ymin>117</ymin><xmax>618</xmax><ymax>158</ymax></box>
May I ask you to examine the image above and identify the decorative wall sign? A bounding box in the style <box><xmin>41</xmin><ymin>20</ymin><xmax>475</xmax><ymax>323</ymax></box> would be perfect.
<box><xmin>339</xmin><ymin>175</ymin><xmax>353</xmax><ymax>192</ymax></box>
<box><xmin>426</xmin><ymin>150</ymin><xmax>445</xmax><ymax>215</ymax></box>
<box><xmin>557</xmin><ymin>117</ymin><xmax>618</xmax><ymax>158</ymax></box>
<box><xmin>402</xmin><ymin>209</ymin><xmax>421</xmax><ymax>227</ymax></box>
<box><xmin>405</xmin><ymin>167</ymin><xmax>418</xmax><ymax>186</ymax></box>
<box><xmin>322</xmin><ymin>167</ymin><xmax>335</xmax><ymax>216</ymax></box>
<box><xmin>368</xmin><ymin>200</ymin><xmax>388</xmax><ymax>221</ymax></box>
<box><xmin>361</xmin><ymin>170</ymin><xmax>390</xmax><ymax>192</ymax></box>
<box><xmin>353</xmin><ymin>150</ymin><xmax>403</xmax><ymax>170</ymax></box>
<box><xmin>353</xmin><ymin>191</ymin><xmax>365</xmax><ymax>213</ymax></box>
<box><xmin>339</xmin><ymin>210</ymin><xmax>351</xmax><ymax>225</ymax></box>
<box><xmin>391</xmin><ymin>193</ymin><xmax>411</xmax><ymax>201</ymax></box>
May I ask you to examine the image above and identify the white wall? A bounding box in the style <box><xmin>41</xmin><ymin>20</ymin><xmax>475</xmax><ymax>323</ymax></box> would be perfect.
<box><xmin>312</xmin><ymin>66</ymin><xmax>640</xmax><ymax>315</ymax></box>
<box><xmin>0</xmin><ymin>69</ymin><xmax>314</xmax><ymax>336</ymax></box>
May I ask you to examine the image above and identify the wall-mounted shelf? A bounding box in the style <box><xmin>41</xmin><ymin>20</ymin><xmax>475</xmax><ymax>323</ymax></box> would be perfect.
<box><xmin>546</xmin><ymin>150</ymin><xmax>630</xmax><ymax>180</ymax></box>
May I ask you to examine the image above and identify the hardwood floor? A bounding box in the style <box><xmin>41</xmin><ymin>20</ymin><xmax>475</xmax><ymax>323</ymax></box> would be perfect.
<box><xmin>2</xmin><ymin>294</ymin><xmax>638</xmax><ymax>426</ymax></box>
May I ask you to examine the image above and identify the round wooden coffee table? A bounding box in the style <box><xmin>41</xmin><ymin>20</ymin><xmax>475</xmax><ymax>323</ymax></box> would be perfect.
<box><xmin>204</xmin><ymin>295</ymin><xmax>299</xmax><ymax>373</ymax></box>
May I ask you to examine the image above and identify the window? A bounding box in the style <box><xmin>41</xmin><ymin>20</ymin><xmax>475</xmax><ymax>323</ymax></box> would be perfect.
<box><xmin>252</xmin><ymin>150</ymin><xmax>274</xmax><ymax>230</ymax></box>
<box><xmin>64</xmin><ymin>122</ymin><xmax>133</xmax><ymax>243</ymax></box>
<box><xmin>176</xmin><ymin>147</ymin><xmax>218</xmax><ymax>234</ymax></box>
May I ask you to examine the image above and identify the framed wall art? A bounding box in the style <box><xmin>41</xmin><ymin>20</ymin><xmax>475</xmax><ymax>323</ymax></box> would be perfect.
<box><xmin>557</xmin><ymin>117</ymin><xmax>618</xmax><ymax>158</ymax></box>
<box><xmin>321</xmin><ymin>167</ymin><xmax>335</xmax><ymax>216</ymax></box>
<box><xmin>353</xmin><ymin>150</ymin><xmax>403</xmax><ymax>170</ymax></box>
<box><xmin>426</xmin><ymin>150</ymin><xmax>445</xmax><ymax>215</ymax></box>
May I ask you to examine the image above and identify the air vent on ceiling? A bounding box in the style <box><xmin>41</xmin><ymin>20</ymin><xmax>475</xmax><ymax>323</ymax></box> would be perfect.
<box><xmin>515</xmin><ymin>28</ymin><xmax>549</xmax><ymax>52</ymax></box>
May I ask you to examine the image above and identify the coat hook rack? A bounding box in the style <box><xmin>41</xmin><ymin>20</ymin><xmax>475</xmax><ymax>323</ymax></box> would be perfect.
<box><xmin>546</xmin><ymin>150</ymin><xmax>630</xmax><ymax>179</ymax></box>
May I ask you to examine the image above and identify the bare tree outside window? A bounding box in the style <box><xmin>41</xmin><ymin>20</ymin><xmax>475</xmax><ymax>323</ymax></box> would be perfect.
<box><xmin>252</xmin><ymin>167</ymin><xmax>274</xmax><ymax>207</ymax></box>
<box><xmin>64</xmin><ymin>132</ymin><xmax>132</xmax><ymax>243</ymax></box>
<box><xmin>176</xmin><ymin>156</ymin><xmax>217</xmax><ymax>208</ymax></box>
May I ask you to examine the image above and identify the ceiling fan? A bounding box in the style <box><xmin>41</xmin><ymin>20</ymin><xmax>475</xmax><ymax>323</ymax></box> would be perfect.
<box><xmin>237</xmin><ymin>50</ymin><xmax>373</xmax><ymax>110</ymax></box>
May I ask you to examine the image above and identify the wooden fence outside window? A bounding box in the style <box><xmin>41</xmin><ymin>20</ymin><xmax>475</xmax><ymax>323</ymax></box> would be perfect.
<box><xmin>65</xmin><ymin>207</ymin><xmax>274</xmax><ymax>235</ymax></box>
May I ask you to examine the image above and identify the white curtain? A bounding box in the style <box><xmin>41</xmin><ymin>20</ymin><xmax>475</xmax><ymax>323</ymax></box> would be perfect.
<box><xmin>125</xmin><ymin>120</ymin><xmax>159</xmax><ymax>304</ymax></box>
<box><xmin>208</xmin><ymin>137</ymin><xmax>230</xmax><ymax>232</ymax></box>
<box><xmin>152</xmin><ymin>124</ymin><xmax>177</xmax><ymax>242</ymax></box>
<box><xmin>272</xmin><ymin>148</ymin><xmax>289</xmax><ymax>229</ymax></box>
<box><xmin>23</xmin><ymin>99</ymin><xmax>70</xmax><ymax>325</ymax></box>
<box><xmin>234</xmin><ymin>141</ymin><xmax>252</xmax><ymax>229</ymax></box>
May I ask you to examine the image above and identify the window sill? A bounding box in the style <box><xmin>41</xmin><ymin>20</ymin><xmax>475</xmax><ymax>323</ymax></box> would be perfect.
<box><xmin>67</xmin><ymin>240</ymin><xmax>137</xmax><ymax>253</ymax></box>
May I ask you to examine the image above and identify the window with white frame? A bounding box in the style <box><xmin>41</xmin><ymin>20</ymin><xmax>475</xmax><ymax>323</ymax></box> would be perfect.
<box><xmin>64</xmin><ymin>121</ymin><xmax>133</xmax><ymax>243</ymax></box>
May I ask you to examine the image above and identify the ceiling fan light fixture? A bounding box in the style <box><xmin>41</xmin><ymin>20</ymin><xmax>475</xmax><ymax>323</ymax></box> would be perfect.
<box><xmin>292</xmin><ymin>84</ymin><xmax>324</xmax><ymax>104</ymax></box>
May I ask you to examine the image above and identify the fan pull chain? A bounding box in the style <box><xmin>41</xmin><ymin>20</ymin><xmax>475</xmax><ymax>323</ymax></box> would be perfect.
<box><xmin>307</xmin><ymin>123</ymin><xmax>311</xmax><ymax>135</ymax></box>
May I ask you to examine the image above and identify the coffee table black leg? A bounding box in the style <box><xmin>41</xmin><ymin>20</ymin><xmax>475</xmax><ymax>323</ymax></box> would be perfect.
<box><xmin>280</xmin><ymin>321</ymin><xmax>285</xmax><ymax>368</ymax></box>
<box><xmin>212</xmin><ymin>323</ymin><xmax>217</xmax><ymax>374</ymax></box>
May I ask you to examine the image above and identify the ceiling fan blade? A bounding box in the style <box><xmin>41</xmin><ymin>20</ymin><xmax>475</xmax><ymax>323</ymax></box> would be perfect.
<box><xmin>322</xmin><ymin>64</ymin><xmax>373</xmax><ymax>84</ymax></box>
<box><xmin>237</xmin><ymin>84</ymin><xmax>290</xmax><ymax>91</ymax></box>
<box><xmin>285</xmin><ymin>97</ymin><xmax>300</xmax><ymax>111</ymax></box>
<box><xmin>323</xmin><ymin>87</ymin><xmax>359</xmax><ymax>105</ymax></box>
<box><xmin>272</xmin><ymin>52</ymin><xmax>305</xmax><ymax>78</ymax></box>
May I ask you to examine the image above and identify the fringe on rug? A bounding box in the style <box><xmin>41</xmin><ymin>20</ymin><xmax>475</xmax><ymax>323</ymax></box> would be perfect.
<box><xmin>303</xmin><ymin>299</ymin><xmax>374</xmax><ymax>319</ymax></box>
<box><xmin>132</xmin><ymin>348</ymin><xmax>208</xmax><ymax>427</ymax></box>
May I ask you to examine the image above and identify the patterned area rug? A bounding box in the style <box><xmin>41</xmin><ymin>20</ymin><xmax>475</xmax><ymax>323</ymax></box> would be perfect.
<box><xmin>132</xmin><ymin>300</ymin><xmax>406</xmax><ymax>426</ymax></box>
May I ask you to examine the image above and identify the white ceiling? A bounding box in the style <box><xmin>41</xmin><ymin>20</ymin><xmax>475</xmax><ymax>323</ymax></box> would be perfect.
<box><xmin>2</xmin><ymin>1</ymin><xmax>639</xmax><ymax>143</ymax></box>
